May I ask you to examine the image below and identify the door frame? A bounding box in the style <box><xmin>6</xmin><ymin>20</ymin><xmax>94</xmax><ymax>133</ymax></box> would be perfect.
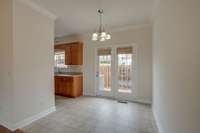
<box><xmin>94</xmin><ymin>43</ymin><xmax>139</xmax><ymax>102</ymax></box>
<box><xmin>95</xmin><ymin>46</ymin><xmax>114</xmax><ymax>98</ymax></box>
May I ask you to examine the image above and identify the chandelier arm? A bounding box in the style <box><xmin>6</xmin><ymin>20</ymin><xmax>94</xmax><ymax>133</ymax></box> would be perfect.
<box><xmin>98</xmin><ymin>9</ymin><xmax>103</xmax><ymax>33</ymax></box>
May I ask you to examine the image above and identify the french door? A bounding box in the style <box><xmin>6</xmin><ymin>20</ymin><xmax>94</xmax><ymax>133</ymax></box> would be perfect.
<box><xmin>95</xmin><ymin>45</ymin><xmax>136</xmax><ymax>101</ymax></box>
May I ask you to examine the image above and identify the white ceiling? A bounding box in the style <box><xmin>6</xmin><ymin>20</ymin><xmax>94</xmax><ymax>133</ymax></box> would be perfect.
<box><xmin>32</xmin><ymin>0</ymin><xmax>155</xmax><ymax>37</ymax></box>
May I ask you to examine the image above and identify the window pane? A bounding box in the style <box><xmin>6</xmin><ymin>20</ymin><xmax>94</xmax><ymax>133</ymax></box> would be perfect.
<box><xmin>54</xmin><ymin>51</ymin><xmax>65</xmax><ymax>67</ymax></box>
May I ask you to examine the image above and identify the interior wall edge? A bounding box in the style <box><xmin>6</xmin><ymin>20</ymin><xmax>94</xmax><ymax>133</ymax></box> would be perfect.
<box><xmin>153</xmin><ymin>108</ymin><xmax>163</xmax><ymax>133</ymax></box>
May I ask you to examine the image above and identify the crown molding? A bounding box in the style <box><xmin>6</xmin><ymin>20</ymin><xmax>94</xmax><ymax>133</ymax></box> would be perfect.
<box><xmin>16</xmin><ymin>0</ymin><xmax>57</xmax><ymax>20</ymax></box>
<box><xmin>108</xmin><ymin>23</ymin><xmax>152</xmax><ymax>33</ymax></box>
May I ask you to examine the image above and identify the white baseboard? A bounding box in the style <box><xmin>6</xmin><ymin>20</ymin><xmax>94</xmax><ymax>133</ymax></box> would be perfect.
<box><xmin>83</xmin><ymin>94</ymin><xmax>152</xmax><ymax>105</ymax></box>
<box><xmin>132</xmin><ymin>99</ymin><xmax>152</xmax><ymax>105</ymax></box>
<box><xmin>0</xmin><ymin>119</ymin><xmax>13</xmax><ymax>131</ymax></box>
<box><xmin>153</xmin><ymin>109</ymin><xmax>162</xmax><ymax>133</ymax></box>
<box><xmin>1</xmin><ymin>106</ymin><xmax>56</xmax><ymax>131</ymax></box>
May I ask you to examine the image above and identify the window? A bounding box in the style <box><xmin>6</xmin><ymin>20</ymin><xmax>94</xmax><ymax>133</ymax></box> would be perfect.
<box><xmin>54</xmin><ymin>51</ymin><xmax>65</xmax><ymax>67</ymax></box>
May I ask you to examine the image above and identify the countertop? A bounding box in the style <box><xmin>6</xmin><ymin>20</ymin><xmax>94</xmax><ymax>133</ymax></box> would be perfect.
<box><xmin>54</xmin><ymin>73</ymin><xmax>83</xmax><ymax>77</ymax></box>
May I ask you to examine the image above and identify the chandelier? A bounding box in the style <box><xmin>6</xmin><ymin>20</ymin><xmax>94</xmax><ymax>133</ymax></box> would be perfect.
<box><xmin>92</xmin><ymin>9</ymin><xmax>111</xmax><ymax>41</ymax></box>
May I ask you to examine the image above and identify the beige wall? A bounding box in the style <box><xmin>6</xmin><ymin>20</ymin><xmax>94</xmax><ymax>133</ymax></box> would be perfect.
<box><xmin>58</xmin><ymin>25</ymin><xmax>153</xmax><ymax>103</ymax></box>
<box><xmin>0</xmin><ymin>0</ymin><xmax>14</xmax><ymax>126</ymax></box>
<box><xmin>0</xmin><ymin>0</ymin><xmax>55</xmax><ymax>130</ymax></box>
<box><xmin>153</xmin><ymin>0</ymin><xmax>200</xmax><ymax>133</ymax></box>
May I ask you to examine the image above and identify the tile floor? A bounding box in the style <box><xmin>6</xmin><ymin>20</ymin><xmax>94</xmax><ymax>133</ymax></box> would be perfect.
<box><xmin>23</xmin><ymin>96</ymin><xmax>158</xmax><ymax>133</ymax></box>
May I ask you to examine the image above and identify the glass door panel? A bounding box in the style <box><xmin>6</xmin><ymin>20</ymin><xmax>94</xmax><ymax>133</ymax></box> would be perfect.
<box><xmin>96</xmin><ymin>48</ymin><xmax>113</xmax><ymax>97</ymax></box>
<box><xmin>117</xmin><ymin>53</ymin><xmax>132</xmax><ymax>93</ymax></box>
<box><xmin>116</xmin><ymin>46</ymin><xmax>134</xmax><ymax>101</ymax></box>
<box><xmin>98</xmin><ymin>55</ymin><xmax>111</xmax><ymax>92</ymax></box>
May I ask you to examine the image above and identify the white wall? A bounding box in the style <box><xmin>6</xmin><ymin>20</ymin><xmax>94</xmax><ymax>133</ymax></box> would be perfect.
<box><xmin>12</xmin><ymin>0</ymin><xmax>55</xmax><ymax>125</ymax></box>
<box><xmin>57</xmin><ymin>24</ymin><xmax>153</xmax><ymax>103</ymax></box>
<box><xmin>0</xmin><ymin>0</ymin><xmax>14</xmax><ymax>126</ymax></box>
<box><xmin>153</xmin><ymin>0</ymin><xmax>200</xmax><ymax>133</ymax></box>
<box><xmin>0</xmin><ymin>0</ymin><xmax>55</xmax><ymax>130</ymax></box>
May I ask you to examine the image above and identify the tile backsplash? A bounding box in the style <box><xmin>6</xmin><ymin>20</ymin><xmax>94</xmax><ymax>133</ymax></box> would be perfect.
<box><xmin>54</xmin><ymin>65</ymin><xmax>82</xmax><ymax>74</ymax></box>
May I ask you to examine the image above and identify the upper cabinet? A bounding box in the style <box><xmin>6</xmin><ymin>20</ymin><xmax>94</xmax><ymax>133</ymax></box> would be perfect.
<box><xmin>55</xmin><ymin>42</ymin><xmax>83</xmax><ymax>65</ymax></box>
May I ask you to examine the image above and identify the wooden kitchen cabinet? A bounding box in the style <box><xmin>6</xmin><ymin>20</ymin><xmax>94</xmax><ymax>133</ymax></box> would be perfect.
<box><xmin>54</xmin><ymin>42</ymin><xmax>83</xmax><ymax>65</ymax></box>
<box><xmin>55</xmin><ymin>75</ymin><xmax>83</xmax><ymax>98</ymax></box>
<box><xmin>64</xmin><ymin>45</ymin><xmax>71</xmax><ymax>65</ymax></box>
<box><xmin>70</xmin><ymin>44</ymin><xmax>83</xmax><ymax>65</ymax></box>
<box><xmin>55</xmin><ymin>77</ymin><xmax>60</xmax><ymax>94</ymax></box>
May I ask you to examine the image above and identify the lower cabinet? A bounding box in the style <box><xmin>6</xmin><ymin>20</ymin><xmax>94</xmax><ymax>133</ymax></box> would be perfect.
<box><xmin>55</xmin><ymin>76</ymin><xmax>83</xmax><ymax>98</ymax></box>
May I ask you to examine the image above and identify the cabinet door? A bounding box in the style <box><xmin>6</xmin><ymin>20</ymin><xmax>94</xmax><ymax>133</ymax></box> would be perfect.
<box><xmin>70</xmin><ymin>43</ymin><xmax>83</xmax><ymax>65</ymax></box>
<box><xmin>55</xmin><ymin>77</ymin><xmax>59</xmax><ymax>94</ymax></box>
<box><xmin>65</xmin><ymin>45</ymin><xmax>71</xmax><ymax>65</ymax></box>
<box><xmin>65</xmin><ymin>77</ymin><xmax>73</xmax><ymax>96</ymax></box>
<box><xmin>59</xmin><ymin>77</ymin><xmax>67</xmax><ymax>96</ymax></box>
<box><xmin>72</xmin><ymin>76</ymin><xmax>83</xmax><ymax>97</ymax></box>
<box><xmin>59</xmin><ymin>77</ymin><xmax>72</xmax><ymax>96</ymax></box>
<box><xmin>77</xmin><ymin>43</ymin><xmax>83</xmax><ymax>65</ymax></box>
<box><xmin>55</xmin><ymin>77</ymin><xmax>65</xmax><ymax>96</ymax></box>
<box><xmin>70</xmin><ymin>44</ymin><xmax>79</xmax><ymax>65</ymax></box>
